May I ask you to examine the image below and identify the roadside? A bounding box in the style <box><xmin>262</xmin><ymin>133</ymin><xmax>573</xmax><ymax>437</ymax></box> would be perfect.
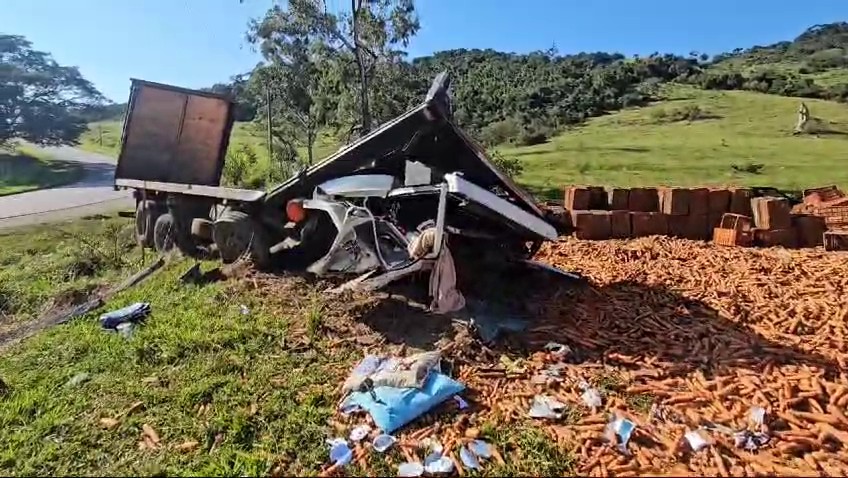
<box><xmin>0</xmin><ymin>145</ymin><xmax>84</xmax><ymax>197</ymax></box>
<box><xmin>0</xmin><ymin>144</ymin><xmax>133</xmax><ymax>230</ymax></box>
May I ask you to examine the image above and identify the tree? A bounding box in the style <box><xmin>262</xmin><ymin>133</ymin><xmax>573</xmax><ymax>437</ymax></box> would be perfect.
<box><xmin>250</xmin><ymin>0</ymin><xmax>419</xmax><ymax>136</ymax></box>
<box><xmin>0</xmin><ymin>34</ymin><xmax>104</xmax><ymax>146</ymax></box>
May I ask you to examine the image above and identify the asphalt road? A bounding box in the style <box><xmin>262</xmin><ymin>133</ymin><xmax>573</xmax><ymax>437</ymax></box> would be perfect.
<box><xmin>0</xmin><ymin>146</ymin><xmax>134</xmax><ymax>230</ymax></box>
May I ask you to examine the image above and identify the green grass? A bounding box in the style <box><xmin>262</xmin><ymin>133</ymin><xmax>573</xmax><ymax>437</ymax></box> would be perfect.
<box><xmin>0</xmin><ymin>215</ymin><xmax>143</xmax><ymax>329</ymax></box>
<box><xmin>509</xmin><ymin>86</ymin><xmax>848</xmax><ymax>199</ymax></box>
<box><xmin>0</xmin><ymin>146</ymin><xmax>84</xmax><ymax>196</ymax></box>
<box><xmin>78</xmin><ymin>120</ymin><xmax>124</xmax><ymax>157</ymax></box>
<box><xmin>79</xmin><ymin>120</ymin><xmax>341</xmax><ymax>165</ymax></box>
<box><xmin>0</xmin><ymin>215</ymin><xmax>575</xmax><ymax>476</ymax></box>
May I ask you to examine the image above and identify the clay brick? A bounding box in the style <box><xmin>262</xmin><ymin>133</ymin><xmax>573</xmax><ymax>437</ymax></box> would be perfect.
<box><xmin>659</xmin><ymin>188</ymin><xmax>691</xmax><ymax>215</ymax></box>
<box><xmin>609</xmin><ymin>188</ymin><xmax>629</xmax><ymax>211</ymax></box>
<box><xmin>631</xmin><ymin>212</ymin><xmax>668</xmax><ymax>237</ymax></box>
<box><xmin>689</xmin><ymin>188</ymin><xmax>710</xmax><ymax>216</ymax></box>
<box><xmin>751</xmin><ymin>197</ymin><xmax>791</xmax><ymax>230</ymax></box>
<box><xmin>754</xmin><ymin>228</ymin><xmax>797</xmax><ymax>249</ymax></box>
<box><xmin>792</xmin><ymin>214</ymin><xmax>826</xmax><ymax>248</ymax></box>
<box><xmin>571</xmin><ymin>210</ymin><xmax>611</xmax><ymax>240</ymax></box>
<box><xmin>564</xmin><ymin>187</ymin><xmax>592</xmax><ymax>210</ymax></box>
<box><xmin>708</xmin><ymin>188</ymin><xmax>731</xmax><ymax>214</ymax></box>
<box><xmin>610</xmin><ymin>210</ymin><xmax>631</xmax><ymax>239</ymax></box>
<box><xmin>628</xmin><ymin>188</ymin><xmax>659</xmax><ymax>212</ymax></box>
<box><xmin>728</xmin><ymin>188</ymin><xmax>753</xmax><ymax>216</ymax></box>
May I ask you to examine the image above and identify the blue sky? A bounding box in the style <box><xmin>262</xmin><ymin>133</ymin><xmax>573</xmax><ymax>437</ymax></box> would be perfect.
<box><xmin>4</xmin><ymin>0</ymin><xmax>845</xmax><ymax>102</ymax></box>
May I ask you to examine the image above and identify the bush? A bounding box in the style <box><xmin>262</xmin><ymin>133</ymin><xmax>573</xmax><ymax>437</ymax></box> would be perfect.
<box><xmin>489</xmin><ymin>149</ymin><xmax>524</xmax><ymax>178</ymax></box>
<box><xmin>480</xmin><ymin>118</ymin><xmax>522</xmax><ymax>146</ymax></box>
<box><xmin>222</xmin><ymin>144</ymin><xmax>259</xmax><ymax>187</ymax></box>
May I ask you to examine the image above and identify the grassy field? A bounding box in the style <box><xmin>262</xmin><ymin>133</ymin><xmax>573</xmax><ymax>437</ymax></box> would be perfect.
<box><xmin>0</xmin><ymin>146</ymin><xmax>84</xmax><ymax>196</ymax></box>
<box><xmin>0</xmin><ymin>216</ymin><xmax>571</xmax><ymax>476</ymax></box>
<box><xmin>508</xmin><ymin>86</ymin><xmax>848</xmax><ymax>199</ymax></box>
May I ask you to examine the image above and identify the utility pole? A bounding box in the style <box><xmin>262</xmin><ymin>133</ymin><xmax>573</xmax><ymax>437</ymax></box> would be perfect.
<box><xmin>266</xmin><ymin>83</ymin><xmax>273</xmax><ymax>185</ymax></box>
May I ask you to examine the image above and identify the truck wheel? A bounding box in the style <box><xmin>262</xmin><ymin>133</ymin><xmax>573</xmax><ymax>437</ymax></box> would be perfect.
<box><xmin>153</xmin><ymin>213</ymin><xmax>176</xmax><ymax>253</ymax></box>
<box><xmin>213</xmin><ymin>210</ymin><xmax>271</xmax><ymax>269</ymax></box>
<box><xmin>135</xmin><ymin>200</ymin><xmax>162</xmax><ymax>248</ymax></box>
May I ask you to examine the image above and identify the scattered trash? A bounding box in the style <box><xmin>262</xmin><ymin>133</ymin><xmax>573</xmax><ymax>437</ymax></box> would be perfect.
<box><xmin>424</xmin><ymin>454</ymin><xmax>454</xmax><ymax>474</ymax></box>
<box><xmin>649</xmin><ymin>403</ymin><xmax>682</xmax><ymax>425</ymax></box>
<box><xmin>528</xmin><ymin>395</ymin><xmax>568</xmax><ymax>419</ymax></box>
<box><xmin>605</xmin><ymin>415</ymin><xmax>636</xmax><ymax>455</ymax></box>
<box><xmin>531</xmin><ymin>363</ymin><xmax>566</xmax><ymax>384</ymax></box>
<box><xmin>116</xmin><ymin>321</ymin><xmax>135</xmax><ymax>339</ymax></box>
<box><xmin>581</xmin><ymin>387</ymin><xmax>603</xmax><ymax>408</ymax></box>
<box><xmin>544</xmin><ymin>341</ymin><xmax>571</xmax><ymax>358</ymax></box>
<box><xmin>453</xmin><ymin>395</ymin><xmax>469</xmax><ymax>410</ymax></box>
<box><xmin>66</xmin><ymin>372</ymin><xmax>91</xmax><ymax>387</ymax></box>
<box><xmin>340</xmin><ymin>353</ymin><xmax>463</xmax><ymax>433</ymax></box>
<box><xmin>329</xmin><ymin>440</ymin><xmax>353</xmax><ymax>466</ymax></box>
<box><xmin>340</xmin><ymin>403</ymin><xmax>361</xmax><ymax>415</ymax></box>
<box><xmin>420</xmin><ymin>437</ymin><xmax>443</xmax><ymax>454</ymax></box>
<box><xmin>459</xmin><ymin>445</ymin><xmax>481</xmax><ymax>470</ymax></box>
<box><xmin>342</xmin><ymin>352</ymin><xmax>442</xmax><ymax>393</ymax></box>
<box><xmin>702</xmin><ymin>421</ymin><xmax>736</xmax><ymax>436</ymax></box>
<box><xmin>349</xmin><ymin>424</ymin><xmax>371</xmax><ymax>442</ymax></box>
<box><xmin>684</xmin><ymin>429</ymin><xmax>709</xmax><ymax>452</ymax></box>
<box><xmin>734</xmin><ymin>430</ymin><xmax>770</xmax><ymax>451</ymax></box>
<box><xmin>468</xmin><ymin>439</ymin><xmax>493</xmax><ymax>459</ymax></box>
<box><xmin>749</xmin><ymin>406</ymin><xmax>766</xmax><ymax>427</ymax></box>
<box><xmin>99</xmin><ymin>302</ymin><xmax>151</xmax><ymax>329</ymax></box>
<box><xmin>372</xmin><ymin>434</ymin><xmax>396</xmax><ymax>453</ymax></box>
<box><xmin>397</xmin><ymin>461</ymin><xmax>425</xmax><ymax>477</ymax></box>
<box><xmin>239</xmin><ymin>304</ymin><xmax>250</xmax><ymax>316</ymax></box>
<box><xmin>499</xmin><ymin>355</ymin><xmax>526</xmax><ymax>374</ymax></box>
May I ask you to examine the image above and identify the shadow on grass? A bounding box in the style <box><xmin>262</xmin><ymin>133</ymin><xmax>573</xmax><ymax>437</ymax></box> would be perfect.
<box><xmin>0</xmin><ymin>153</ymin><xmax>83</xmax><ymax>195</ymax></box>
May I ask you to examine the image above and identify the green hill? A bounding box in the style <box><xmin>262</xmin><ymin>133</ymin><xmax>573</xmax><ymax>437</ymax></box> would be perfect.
<box><xmin>510</xmin><ymin>86</ymin><xmax>848</xmax><ymax>198</ymax></box>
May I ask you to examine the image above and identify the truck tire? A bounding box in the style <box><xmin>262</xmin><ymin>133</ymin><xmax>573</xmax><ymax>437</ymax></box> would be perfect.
<box><xmin>135</xmin><ymin>200</ymin><xmax>162</xmax><ymax>248</ymax></box>
<box><xmin>169</xmin><ymin>198</ymin><xmax>210</xmax><ymax>258</ymax></box>
<box><xmin>213</xmin><ymin>210</ymin><xmax>272</xmax><ymax>269</ymax></box>
<box><xmin>153</xmin><ymin>213</ymin><xmax>176</xmax><ymax>253</ymax></box>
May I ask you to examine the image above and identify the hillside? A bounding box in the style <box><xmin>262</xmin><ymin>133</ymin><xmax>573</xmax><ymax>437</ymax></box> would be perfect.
<box><xmin>510</xmin><ymin>86</ymin><xmax>848</xmax><ymax>198</ymax></box>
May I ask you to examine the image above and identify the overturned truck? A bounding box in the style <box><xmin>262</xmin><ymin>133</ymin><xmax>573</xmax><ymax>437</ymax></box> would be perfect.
<box><xmin>115</xmin><ymin>73</ymin><xmax>559</xmax><ymax>303</ymax></box>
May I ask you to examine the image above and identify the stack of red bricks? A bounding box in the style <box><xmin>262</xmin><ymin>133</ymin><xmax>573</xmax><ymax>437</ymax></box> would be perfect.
<box><xmin>559</xmin><ymin>185</ymin><xmax>844</xmax><ymax>250</ymax></box>
<box><xmin>794</xmin><ymin>186</ymin><xmax>848</xmax><ymax>251</ymax></box>
<box><xmin>562</xmin><ymin>186</ymin><xmax>755</xmax><ymax>241</ymax></box>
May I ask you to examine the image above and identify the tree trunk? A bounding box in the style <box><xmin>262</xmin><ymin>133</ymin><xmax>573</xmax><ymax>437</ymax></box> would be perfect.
<box><xmin>306</xmin><ymin>127</ymin><xmax>315</xmax><ymax>166</ymax></box>
<box><xmin>351</xmin><ymin>0</ymin><xmax>371</xmax><ymax>134</ymax></box>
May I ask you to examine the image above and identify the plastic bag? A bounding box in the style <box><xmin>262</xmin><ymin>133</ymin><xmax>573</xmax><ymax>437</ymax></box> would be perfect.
<box><xmin>341</xmin><ymin>372</ymin><xmax>464</xmax><ymax>434</ymax></box>
<box><xmin>341</xmin><ymin>352</ymin><xmax>441</xmax><ymax>394</ymax></box>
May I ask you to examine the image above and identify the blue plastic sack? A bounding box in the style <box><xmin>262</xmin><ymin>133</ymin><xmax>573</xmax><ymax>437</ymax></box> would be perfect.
<box><xmin>99</xmin><ymin>302</ymin><xmax>151</xmax><ymax>329</ymax></box>
<box><xmin>342</xmin><ymin>372</ymin><xmax>464</xmax><ymax>434</ymax></box>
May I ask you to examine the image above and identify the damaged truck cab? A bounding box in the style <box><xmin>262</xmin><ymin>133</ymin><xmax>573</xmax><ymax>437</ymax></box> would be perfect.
<box><xmin>114</xmin><ymin>72</ymin><xmax>557</xmax><ymax>290</ymax></box>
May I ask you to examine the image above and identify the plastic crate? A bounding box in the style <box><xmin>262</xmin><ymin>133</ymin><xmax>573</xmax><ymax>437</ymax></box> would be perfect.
<box><xmin>824</xmin><ymin>231</ymin><xmax>848</xmax><ymax>251</ymax></box>
<box><xmin>712</xmin><ymin>213</ymin><xmax>753</xmax><ymax>247</ymax></box>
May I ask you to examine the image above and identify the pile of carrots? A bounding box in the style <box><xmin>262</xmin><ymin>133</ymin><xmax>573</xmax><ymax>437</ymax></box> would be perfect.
<box><xmin>328</xmin><ymin>236</ymin><xmax>848</xmax><ymax>476</ymax></box>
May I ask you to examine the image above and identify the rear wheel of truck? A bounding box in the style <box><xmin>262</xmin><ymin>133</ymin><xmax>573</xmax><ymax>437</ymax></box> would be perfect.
<box><xmin>153</xmin><ymin>213</ymin><xmax>176</xmax><ymax>253</ymax></box>
<box><xmin>213</xmin><ymin>210</ymin><xmax>271</xmax><ymax>269</ymax></box>
<box><xmin>135</xmin><ymin>200</ymin><xmax>162</xmax><ymax>248</ymax></box>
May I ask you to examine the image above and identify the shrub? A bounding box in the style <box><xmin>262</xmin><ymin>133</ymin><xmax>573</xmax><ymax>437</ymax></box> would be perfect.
<box><xmin>489</xmin><ymin>149</ymin><xmax>524</xmax><ymax>178</ymax></box>
<box><xmin>480</xmin><ymin>118</ymin><xmax>522</xmax><ymax>146</ymax></box>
